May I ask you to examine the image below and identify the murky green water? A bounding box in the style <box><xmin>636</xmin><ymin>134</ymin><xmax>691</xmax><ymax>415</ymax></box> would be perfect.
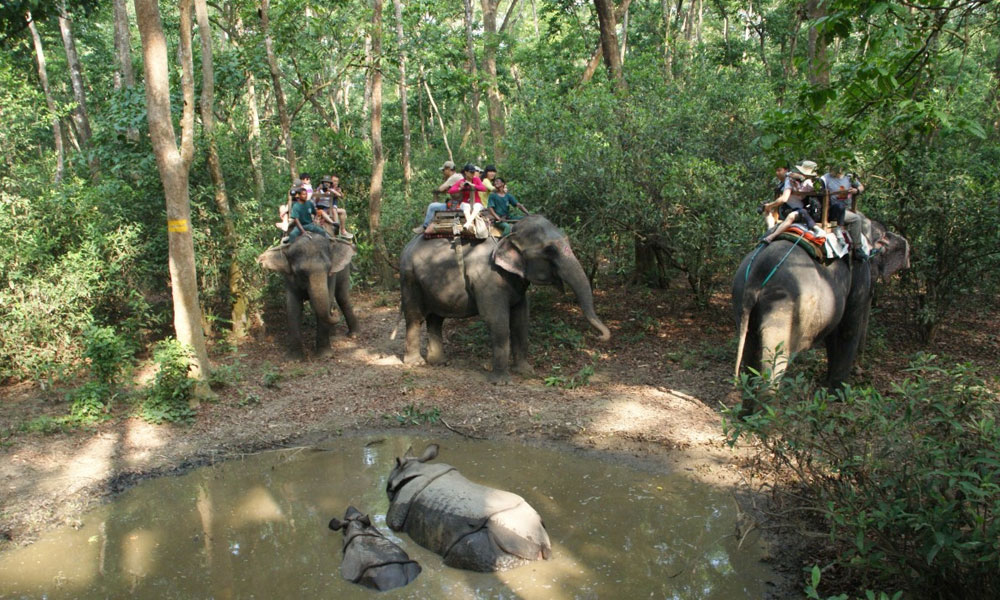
<box><xmin>0</xmin><ymin>435</ymin><xmax>771</xmax><ymax>599</ymax></box>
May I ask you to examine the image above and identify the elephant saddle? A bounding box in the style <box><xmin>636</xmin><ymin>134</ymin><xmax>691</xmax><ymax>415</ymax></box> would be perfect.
<box><xmin>776</xmin><ymin>225</ymin><xmax>830</xmax><ymax>262</ymax></box>
<box><xmin>423</xmin><ymin>212</ymin><xmax>499</xmax><ymax>241</ymax></box>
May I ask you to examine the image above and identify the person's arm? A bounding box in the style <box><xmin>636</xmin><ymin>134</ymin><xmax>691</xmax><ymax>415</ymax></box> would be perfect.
<box><xmin>765</xmin><ymin>187</ymin><xmax>792</xmax><ymax>212</ymax></box>
<box><xmin>447</xmin><ymin>179</ymin><xmax>465</xmax><ymax>195</ymax></box>
<box><xmin>512</xmin><ymin>195</ymin><xmax>529</xmax><ymax>215</ymax></box>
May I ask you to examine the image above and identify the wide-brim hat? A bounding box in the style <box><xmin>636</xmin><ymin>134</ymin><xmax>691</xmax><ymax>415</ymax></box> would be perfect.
<box><xmin>440</xmin><ymin>160</ymin><xmax>456</xmax><ymax>171</ymax></box>
<box><xmin>793</xmin><ymin>160</ymin><xmax>818</xmax><ymax>177</ymax></box>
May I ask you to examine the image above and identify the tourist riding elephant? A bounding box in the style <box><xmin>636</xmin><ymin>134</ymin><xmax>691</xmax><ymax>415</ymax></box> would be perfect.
<box><xmin>386</xmin><ymin>444</ymin><xmax>552</xmax><ymax>572</ymax></box>
<box><xmin>258</xmin><ymin>236</ymin><xmax>358</xmax><ymax>358</ymax></box>
<box><xmin>328</xmin><ymin>506</ymin><xmax>422</xmax><ymax>591</ymax></box>
<box><xmin>398</xmin><ymin>214</ymin><xmax>610</xmax><ymax>383</ymax></box>
<box><xmin>732</xmin><ymin>218</ymin><xmax>909</xmax><ymax>410</ymax></box>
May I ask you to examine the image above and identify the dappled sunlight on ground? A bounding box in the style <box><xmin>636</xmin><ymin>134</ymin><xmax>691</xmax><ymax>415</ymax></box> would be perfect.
<box><xmin>43</xmin><ymin>432</ymin><xmax>119</xmax><ymax>497</ymax></box>
<box><xmin>122</xmin><ymin>419</ymin><xmax>168</xmax><ymax>466</ymax></box>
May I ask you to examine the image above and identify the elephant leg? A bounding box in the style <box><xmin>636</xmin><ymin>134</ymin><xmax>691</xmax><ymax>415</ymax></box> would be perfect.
<box><xmin>483</xmin><ymin>310</ymin><xmax>512</xmax><ymax>384</ymax></box>
<box><xmin>403</xmin><ymin>316</ymin><xmax>424</xmax><ymax>365</ymax></box>
<box><xmin>286</xmin><ymin>287</ymin><xmax>305</xmax><ymax>359</ymax></box>
<box><xmin>426</xmin><ymin>314</ymin><xmax>446</xmax><ymax>365</ymax></box>
<box><xmin>759</xmin><ymin>322</ymin><xmax>793</xmax><ymax>383</ymax></box>
<box><xmin>825</xmin><ymin>304</ymin><xmax>869</xmax><ymax>390</ymax></box>
<box><xmin>510</xmin><ymin>299</ymin><xmax>533</xmax><ymax>375</ymax></box>
<box><xmin>308</xmin><ymin>274</ymin><xmax>333</xmax><ymax>358</ymax></box>
<box><xmin>333</xmin><ymin>271</ymin><xmax>359</xmax><ymax>336</ymax></box>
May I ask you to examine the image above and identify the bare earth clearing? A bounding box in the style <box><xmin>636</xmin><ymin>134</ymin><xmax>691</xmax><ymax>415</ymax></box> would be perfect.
<box><xmin>1</xmin><ymin>283</ymin><xmax>996</xmax><ymax>595</ymax></box>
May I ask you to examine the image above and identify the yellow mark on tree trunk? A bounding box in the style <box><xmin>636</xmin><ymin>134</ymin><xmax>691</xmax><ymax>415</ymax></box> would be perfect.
<box><xmin>167</xmin><ymin>219</ymin><xmax>189</xmax><ymax>233</ymax></box>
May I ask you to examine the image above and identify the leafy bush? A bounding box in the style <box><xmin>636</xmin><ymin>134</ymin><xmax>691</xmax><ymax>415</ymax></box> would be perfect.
<box><xmin>140</xmin><ymin>339</ymin><xmax>196</xmax><ymax>424</ymax></box>
<box><xmin>726</xmin><ymin>354</ymin><xmax>1000</xmax><ymax>598</ymax></box>
<box><xmin>68</xmin><ymin>382</ymin><xmax>113</xmax><ymax>424</ymax></box>
<box><xmin>82</xmin><ymin>325</ymin><xmax>133</xmax><ymax>386</ymax></box>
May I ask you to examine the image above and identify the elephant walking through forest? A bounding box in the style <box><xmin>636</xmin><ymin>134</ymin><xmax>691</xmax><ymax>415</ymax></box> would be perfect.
<box><xmin>398</xmin><ymin>215</ymin><xmax>610</xmax><ymax>383</ymax></box>
<box><xmin>732</xmin><ymin>218</ymin><xmax>909</xmax><ymax>411</ymax></box>
<box><xmin>258</xmin><ymin>236</ymin><xmax>359</xmax><ymax>358</ymax></box>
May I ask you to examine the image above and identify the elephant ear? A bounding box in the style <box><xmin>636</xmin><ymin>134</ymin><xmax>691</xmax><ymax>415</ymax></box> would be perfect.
<box><xmin>493</xmin><ymin>236</ymin><xmax>525</xmax><ymax>278</ymax></box>
<box><xmin>328</xmin><ymin>240</ymin><xmax>356</xmax><ymax>275</ymax></box>
<box><xmin>258</xmin><ymin>246</ymin><xmax>291</xmax><ymax>274</ymax></box>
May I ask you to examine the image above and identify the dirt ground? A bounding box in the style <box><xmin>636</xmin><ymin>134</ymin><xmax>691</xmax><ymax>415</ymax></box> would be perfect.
<box><xmin>1</xmin><ymin>282</ymin><xmax>996</xmax><ymax>595</ymax></box>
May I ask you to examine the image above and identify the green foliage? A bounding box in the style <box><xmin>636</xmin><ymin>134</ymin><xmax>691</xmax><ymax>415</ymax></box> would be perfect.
<box><xmin>726</xmin><ymin>354</ymin><xmax>1000</xmax><ymax>597</ymax></box>
<box><xmin>208</xmin><ymin>359</ymin><xmax>242</xmax><ymax>389</ymax></box>
<box><xmin>67</xmin><ymin>381</ymin><xmax>112</xmax><ymax>424</ymax></box>
<box><xmin>82</xmin><ymin>325</ymin><xmax>132</xmax><ymax>387</ymax></box>
<box><xmin>384</xmin><ymin>404</ymin><xmax>441</xmax><ymax>426</ymax></box>
<box><xmin>139</xmin><ymin>339</ymin><xmax>196</xmax><ymax>424</ymax></box>
<box><xmin>260</xmin><ymin>363</ymin><xmax>282</xmax><ymax>388</ymax></box>
<box><xmin>544</xmin><ymin>360</ymin><xmax>596</xmax><ymax>389</ymax></box>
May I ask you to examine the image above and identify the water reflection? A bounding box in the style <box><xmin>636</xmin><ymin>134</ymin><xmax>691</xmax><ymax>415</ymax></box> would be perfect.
<box><xmin>0</xmin><ymin>436</ymin><xmax>770</xmax><ymax>599</ymax></box>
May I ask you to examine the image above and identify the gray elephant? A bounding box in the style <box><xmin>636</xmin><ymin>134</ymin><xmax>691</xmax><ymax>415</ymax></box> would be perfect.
<box><xmin>399</xmin><ymin>215</ymin><xmax>610</xmax><ymax>383</ymax></box>
<box><xmin>328</xmin><ymin>506</ymin><xmax>421</xmax><ymax>591</ymax></box>
<box><xmin>386</xmin><ymin>444</ymin><xmax>552</xmax><ymax>572</ymax></box>
<box><xmin>258</xmin><ymin>236</ymin><xmax>358</xmax><ymax>358</ymax></box>
<box><xmin>732</xmin><ymin>218</ymin><xmax>910</xmax><ymax>411</ymax></box>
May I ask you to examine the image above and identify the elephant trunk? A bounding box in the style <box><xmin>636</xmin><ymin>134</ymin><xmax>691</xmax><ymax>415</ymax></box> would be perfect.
<box><xmin>556</xmin><ymin>254</ymin><xmax>611</xmax><ymax>341</ymax></box>
<box><xmin>307</xmin><ymin>272</ymin><xmax>334</xmax><ymax>325</ymax></box>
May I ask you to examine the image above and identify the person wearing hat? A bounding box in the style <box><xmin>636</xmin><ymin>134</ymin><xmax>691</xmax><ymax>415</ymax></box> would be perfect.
<box><xmin>313</xmin><ymin>175</ymin><xmax>354</xmax><ymax>239</ymax></box>
<box><xmin>760</xmin><ymin>160</ymin><xmax>824</xmax><ymax>245</ymax></box>
<box><xmin>276</xmin><ymin>178</ymin><xmax>304</xmax><ymax>233</ymax></box>
<box><xmin>413</xmin><ymin>160</ymin><xmax>465</xmax><ymax>234</ymax></box>
<box><xmin>446</xmin><ymin>163</ymin><xmax>488</xmax><ymax>232</ymax></box>
<box><xmin>286</xmin><ymin>186</ymin><xmax>329</xmax><ymax>244</ymax></box>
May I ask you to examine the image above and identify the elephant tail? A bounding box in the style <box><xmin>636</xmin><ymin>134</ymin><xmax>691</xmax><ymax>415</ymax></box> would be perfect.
<box><xmin>389</xmin><ymin>309</ymin><xmax>404</xmax><ymax>340</ymax></box>
<box><xmin>733</xmin><ymin>294</ymin><xmax>755</xmax><ymax>383</ymax></box>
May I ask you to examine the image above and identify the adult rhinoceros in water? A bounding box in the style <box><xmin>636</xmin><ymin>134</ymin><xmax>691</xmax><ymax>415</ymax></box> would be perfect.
<box><xmin>385</xmin><ymin>444</ymin><xmax>552</xmax><ymax>572</ymax></box>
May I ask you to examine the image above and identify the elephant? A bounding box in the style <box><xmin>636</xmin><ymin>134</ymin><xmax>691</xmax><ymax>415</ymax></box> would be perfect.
<box><xmin>328</xmin><ymin>506</ymin><xmax>422</xmax><ymax>591</ymax></box>
<box><xmin>732</xmin><ymin>218</ymin><xmax>910</xmax><ymax>411</ymax></box>
<box><xmin>257</xmin><ymin>236</ymin><xmax>358</xmax><ymax>358</ymax></box>
<box><xmin>385</xmin><ymin>444</ymin><xmax>552</xmax><ymax>572</ymax></box>
<box><xmin>398</xmin><ymin>214</ymin><xmax>610</xmax><ymax>383</ymax></box>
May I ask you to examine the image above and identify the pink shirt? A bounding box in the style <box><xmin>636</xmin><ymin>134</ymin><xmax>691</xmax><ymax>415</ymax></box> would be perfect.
<box><xmin>447</xmin><ymin>176</ymin><xmax>486</xmax><ymax>205</ymax></box>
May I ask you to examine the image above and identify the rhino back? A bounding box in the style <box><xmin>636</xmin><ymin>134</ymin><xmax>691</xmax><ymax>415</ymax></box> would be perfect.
<box><xmin>386</xmin><ymin>463</ymin><xmax>455</xmax><ymax>531</ymax></box>
<box><xmin>340</xmin><ymin>533</ymin><xmax>414</xmax><ymax>583</ymax></box>
<box><xmin>357</xmin><ymin>561</ymin><xmax>422</xmax><ymax>591</ymax></box>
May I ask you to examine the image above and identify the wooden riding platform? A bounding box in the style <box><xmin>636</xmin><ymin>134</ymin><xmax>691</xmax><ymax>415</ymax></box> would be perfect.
<box><xmin>422</xmin><ymin>211</ymin><xmax>502</xmax><ymax>240</ymax></box>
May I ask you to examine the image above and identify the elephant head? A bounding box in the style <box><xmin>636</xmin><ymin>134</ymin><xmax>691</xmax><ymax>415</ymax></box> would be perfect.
<box><xmin>493</xmin><ymin>215</ymin><xmax>611</xmax><ymax>340</ymax></box>
<box><xmin>258</xmin><ymin>238</ymin><xmax>355</xmax><ymax>324</ymax></box>
<box><xmin>867</xmin><ymin>219</ymin><xmax>910</xmax><ymax>281</ymax></box>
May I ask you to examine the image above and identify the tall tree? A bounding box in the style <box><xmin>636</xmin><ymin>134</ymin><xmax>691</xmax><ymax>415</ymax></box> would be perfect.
<box><xmin>593</xmin><ymin>0</ymin><xmax>626</xmax><ymax>91</ymax></box>
<box><xmin>112</xmin><ymin>0</ymin><xmax>139</xmax><ymax>141</ymax></box>
<box><xmin>806</xmin><ymin>0</ymin><xmax>829</xmax><ymax>86</ymax></box>
<box><xmin>480</xmin><ymin>0</ymin><xmax>505</xmax><ymax>161</ymax></box>
<box><xmin>260</xmin><ymin>0</ymin><xmax>297</xmax><ymax>180</ymax></box>
<box><xmin>26</xmin><ymin>11</ymin><xmax>65</xmax><ymax>183</ymax></box>
<box><xmin>57</xmin><ymin>1</ymin><xmax>93</xmax><ymax>147</ymax></box>
<box><xmin>392</xmin><ymin>0</ymin><xmax>412</xmax><ymax>188</ymax></box>
<box><xmin>134</xmin><ymin>0</ymin><xmax>212</xmax><ymax>402</ymax></box>
<box><xmin>194</xmin><ymin>0</ymin><xmax>246</xmax><ymax>338</ymax></box>
<box><xmin>462</xmin><ymin>0</ymin><xmax>484</xmax><ymax>156</ymax></box>
<box><xmin>369</xmin><ymin>0</ymin><xmax>393</xmax><ymax>286</ymax></box>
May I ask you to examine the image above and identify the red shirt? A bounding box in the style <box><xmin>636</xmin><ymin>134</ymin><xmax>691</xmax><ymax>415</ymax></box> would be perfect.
<box><xmin>447</xmin><ymin>176</ymin><xmax>486</xmax><ymax>205</ymax></box>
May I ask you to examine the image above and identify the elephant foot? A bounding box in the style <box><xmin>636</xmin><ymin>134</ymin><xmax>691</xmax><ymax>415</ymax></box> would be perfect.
<box><xmin>288</xmin><ymin>348</ymin><xmax>306</xmax><ymax>361</ymax></box>
<box><xmin>403</xmin><ymin>353</ymin><xmax>425</xmax><ymax>366</ymax></box>
<box><xmin>346</xmin><ymin>330</ymin><xmax>358</xmax><ymax>339</ymax></box>
<box><xmin>488</xmin><ymin>372</ymin><xmax>512</xmax><ymax>386</ymax></box>
<box><xmin>425</xmin><ymin>353</ymin><xmax>446</xmax><ymax>366</ymax></box>
<box><xmin>512</xmin><ymin>362</ymin><xmax>535</xmax><ymax>376</ymax></box>
<box><xmin>316</xmin><ymin>347</ymin><xmax>334</xmax><ymax>359</ymax></box>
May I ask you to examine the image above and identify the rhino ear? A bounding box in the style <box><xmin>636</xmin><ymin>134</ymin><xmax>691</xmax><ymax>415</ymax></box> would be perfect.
<box><xmin>329</xmin><ymin>517</ymin><xmax>345</xmax><ymax>531</ymax></box>
<box><xmin>395</xmin><ymin>456</ymin><xmax>402</xmax><ymax>468</ymax></box>
<box><xmin>345</xmin><ymin>505</ymin><xmax>363</xmax><ymax>520</ymax></box>
<box><xmin>493</xmin><ymin>236</ymin><xmax>525</xmax><ymax>278</ymax></box>
<box><xmin>359</xmin><ymin>514</ymin><xmax>372</xmax><ymax>527</ymax></box>
<box><xmin>403</xmin><ymin>445</ymin><xmax>414</xmax><ymax>458</ymax></box>
<box><xmin>419</xmin><ymin>444</ymin><xmax>439</xmax><ymax>463</ymax></box>
<box><xmin>258</xmin><ymin>246</ymin><xmax>291</xmax><ymax>274</ymax></box>
<box><xmin>328</xmin><ymin>240</ymin><xmax>355</xmax><ymax>275</ymax></box>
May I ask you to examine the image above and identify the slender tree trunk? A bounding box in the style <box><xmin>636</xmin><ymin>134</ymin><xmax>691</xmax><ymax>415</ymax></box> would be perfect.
<box><xmin>260</xmin><ymin>0</ymin><xmax>297</xmax><ymax>180</ymax></box>
<box><xmin>134</xmin><ymin>0</ymin><xmax>212</xmax><ymax>402</ymax></box>
<box><xmin>369</xmin><ymin>0</ymin><xmax>392</xmax><ymax>287</ymax></box>
<box><xmin>417</xmin><ymin>71</ymin><xmax>428</xmax><ymax>146</ymax></box>
<box><xmin>27</xmin><ymin>12</ymin><xmax>65</xmax><ymax>184</ymax></box>
<box><xmin>195</xmin><ymin>0</ymin><xmax>246</xmax><ymax>339</ymax></box>
<box><xmin>463</xmin><ymin>0</ymin><xmax>484</xmax><ymax>157</ymax></box>
<box><xmin>619</xmin><ymin>7</ymin><xmax>629</xmax><ymax>64</ymax></box>
<box><xmin>58</xmin><ymin>2</ymin><xmax>93</xmax><ymax>148</ymax></box>
<box><xmin>481</xmin><ymin>0</ymin><xmax>505</xmax><ymax>162</ymax></box>
<box><xmin>246</xmin><ymin>72</ymin><xmax>265</xmax><ymax>203</ymax></box>
<box><xmin>662</xmin><ymin>0</ymin><xmax>674</xmax><ymax>79</ymax></box>
<box><xmin>392</xmin><ymin>0</ymin><xmax>412</xmax><ymax>188</ymax></box>
<box><xmin>363</xmin><ymin>33</ymin><xmax>373</xmax><ymax>129</ymax></box>
<box><xmin>112</xmin><ymin>0</ymin><xmax>140</xmax><ymax>142</ymax></box>
<box><xmin>806</xmin><ymin>0</ymin><xmax>829</xmax><ymax>86</ymax></box>
<box><xmin>423</xmin><ymin>72</ymin><xmax>453</xmax><ymax>162</ymax></box>
<box><xmin>593</xmin><ymin>0</ymin><xmax>626</xmax><ymax>91</ymax></box>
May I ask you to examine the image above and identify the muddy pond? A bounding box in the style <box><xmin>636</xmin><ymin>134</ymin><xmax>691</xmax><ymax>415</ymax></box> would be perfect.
<box><xmin>0</xmin><ymin>435</ymin><xmax>772</xmax><ymax>598</ymax></box>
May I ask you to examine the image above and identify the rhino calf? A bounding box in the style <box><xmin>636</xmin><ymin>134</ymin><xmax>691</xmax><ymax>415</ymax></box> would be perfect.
<box><xmin>328</xmin><ymin>506</ymin><xmax>421</xmax><ymax>591</ymax></box>
<box><xmin>385</xmin><ymin>444</ymin><xmax>552</xmax><ymax>572</ymax></box>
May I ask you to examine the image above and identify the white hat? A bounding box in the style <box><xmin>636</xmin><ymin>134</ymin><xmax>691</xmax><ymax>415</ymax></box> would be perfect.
<box><xmin>794</xmin><ymin>160</ymin><xmax>818</xmax><ymax>177</ymax></box>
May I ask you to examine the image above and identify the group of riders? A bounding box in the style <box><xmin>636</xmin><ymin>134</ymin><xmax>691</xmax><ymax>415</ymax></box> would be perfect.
<box><xmin>758</xmin><ymin>159</ymin><xmax>871</xmax><ymax>259</ymax></box>
<box><xmin>278</xmin><ymin>173</ymin><xmax>355</xmax><ymax>244</ymax></box>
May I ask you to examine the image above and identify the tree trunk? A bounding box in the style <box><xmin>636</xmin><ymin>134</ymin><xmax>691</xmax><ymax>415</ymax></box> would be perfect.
<box><xmin>134</xmin><ymin>0</ymin><xmax>213</xmax><ymax>403</ymax></box>
<box><xmin>260</xmin><ymin>0</ymin><xmax>297</xmax><ymax>180</ymax></box>
<box><xmin>423</xmin><ymin>72</ymin><xmax>453</xmax><ymax>162</ymax></box>
<box><xmin>417</xmin><ymin>71</ymin><xmax>428</xmax><ymax>146</ymax></box>
<box><xmin>58</xmin><ymin>2</ymin><xmax>93</xmax><ymax>148</ymax></box>
<box><xmin>582</xmin><ymin>0</ymin><xmax>633</xmax><ymax>85</ymax></box>
<box><xmin>593</xmin><ymin>0</ymin><xmax>627</xmax><ymax>91</ymax></box>
<box><xmin>112</xmin><ymin>0</ymin><xmax>140</xmax><ymax>141</ymax></box>
<box><xmin>392</xmin><ymin>0</ymin><xmax>412</xmax><ymax>189</ymax></box>
<box><xmin>27</xmin><ymin>12</ymin><xmax>65</xmax><ymax>184</ymax></box>
<box><xmin>480</xmin><ymin>0</ymin><xmax>505</xmax><ymax>162</ymax></box>
<box><xmin>369</xmin><ymin>0</ymin><xmax>393</xmax><ymax>287</ymax></box>
<box><xmin>806</xmin><ymin>0</ymin><xmax>829</xmax><ymax>86</ymax></box>
<box><xmin>619</xmin><ymin>6</ymin><xmax>629</xmax><ymax>64</ymax></box>
<box><xmin>362</xmin><ymin>33</ymin><xmax>373</xmax><ymax>131</ymax></box>
<box><xmin>246</xmin><ymin>72</ymin><xmax>266</xmax><ymax>204</ymax></box>
<box><xmin>463</xmin><ymin>0</ymin><xmax>484</xmax><ymax>156</ymax></box>
<box><xmin>195</xmin><ymin>0</ymin><xmax>247</xmax><ymax>339</ymax></box>
<box><xmin>661</xmin><ymin>0</ymin><xmax>674</xmax><ymax>79</ymax></box>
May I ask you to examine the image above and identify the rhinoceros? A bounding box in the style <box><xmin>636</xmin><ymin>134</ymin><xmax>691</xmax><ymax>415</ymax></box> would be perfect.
<box><xmin>328</xmin><ymin>506</ymin><xmax>422</xmax><ymax>591</ymax></box>
<box><xmin>385</xmin><ymin>444</ymin><xmax>552</xmax><ymax>572</ymax></box>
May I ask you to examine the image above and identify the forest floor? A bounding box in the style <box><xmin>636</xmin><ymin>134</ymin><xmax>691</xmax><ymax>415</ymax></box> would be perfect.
<box><xmin>1</xmin><ymin>280</ymin><xmax>998</xmax><ymax>596</ymax></box>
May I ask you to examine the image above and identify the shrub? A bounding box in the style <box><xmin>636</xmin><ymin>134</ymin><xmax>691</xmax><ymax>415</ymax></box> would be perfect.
<box><xmin>82</xmin><ymin>325</ymin><xmax>133</xmax><ymax>386</ymax></box>
<box><xmin>140</xmin><ymin>339</ymin><xmax>196</xmax><ymax>424</ymax></box>
<box><xmin>726</xmin><ymin>354</ymin><xmax>1000</xmax><ymax>598</ymax></box>
<box><xmin>68</xmin><ymin>382</ymin><xmax>113</xmax><ymax>424</ymax></box>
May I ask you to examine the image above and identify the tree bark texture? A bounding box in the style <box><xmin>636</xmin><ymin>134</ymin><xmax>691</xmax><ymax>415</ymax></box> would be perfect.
<box><xmin>392</xmin><ymin>0</ymin><xmax>412</xmax><ymax>187</ymax></box>
<box><xmin>134</xmin><ymin>0</ymin><xmax>212</xmax><ymax>402</ymax></box>
<box><xmin>463</xmin><ymin>0</ymin><xmax>484</xmax><ymax>156</ymax></box>
<box><xmin>260</xmin><ymin>0</ymin><xmax>297</xmax><ymax>181</ymax></box>
<box><xmin>593</xmin><ymin>0</ymin><xmax>626</xmax><ymax>91</ymax></box>
<box><xmin>806</xmin><ymin>0</ymin><xmax>829</xmax><ymax>86</ymax></box>
<box><xmin>480</xmin><ymin>0</ymin><xmax>505</xmax><ymax>162</ymax></box>
<box><xmin>369</xmin><ymin>0</ymin><xmax>393</xmax><ymax>286</ymax></box>
<box><xmin>58</xmin><ymin>2</ymin><xmax>93</xmax><ymax>147</ymax></box>
<box><xmin>195</xmin><ymin>0</ymin><xmax>246</xmax><ymax>339</ymax></box>
<box><xmin>582</xmin><ymin>0</ymin><xmax>633</xmax><ymax>84</ymax></box>
<box><xmin>27</xmin><ymin>12</ymin><xmax>65</xmax><ymax>184</ymax></box>
<box><xmin>112</xmin><ymin>0</ymin><xmax>140</xmax><ymax>141</ymax></box>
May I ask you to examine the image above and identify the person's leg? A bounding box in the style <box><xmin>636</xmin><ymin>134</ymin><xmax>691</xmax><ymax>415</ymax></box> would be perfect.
<box><xmin>287</xmin><ymin>227</ymin><xmax>301</xmax><ymax>244</ymax></box>
<box><xmin>422</xmin><ymin>202</ymin><xmax>447</xmax><ymax>227</ymax></box>
<box><xmin>795</xmin><ymin>207</ymin><xmax>818</xmax><ymax>231</ymax></box>
<box><xmin>762</xmin><ymin>212</ymin><xmax>798</xmax><ymax>244</ymax></box>
<box><xmin>305</xmin><ymin>223</ymin><xmax>330</xmax><ymax>238</ymax></box>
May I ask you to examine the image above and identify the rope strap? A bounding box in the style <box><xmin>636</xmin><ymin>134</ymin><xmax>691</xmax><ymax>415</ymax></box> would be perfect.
<box><xmin>760</xmin><ymin>232</ymin><xmax>806</xmax><ymax>287</ymax></box>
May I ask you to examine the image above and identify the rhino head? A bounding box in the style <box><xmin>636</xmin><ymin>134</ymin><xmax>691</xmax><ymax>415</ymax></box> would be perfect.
<box><xmin>329</xmin><ymin>505</ymin><xmax>373</xmax><ymax>545</ymax></box>
<box><xmin>386</xmin><ymin>444</ymin><xmax>439</xmax><ymax>502</ymax></box>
